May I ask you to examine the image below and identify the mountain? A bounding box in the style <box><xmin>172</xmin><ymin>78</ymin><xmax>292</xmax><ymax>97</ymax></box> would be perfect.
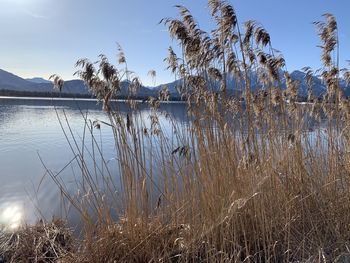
<box><xmin>26</xmin><ymin>77</ymin><xmax>51</xmax><ymax>84</ymax></box>
<box><xmin>0</xmin><ymin>69</ymin><xmax>36</xmax><ymax>91</ymax></box>
<box><xmin>0</xmin><ymin>68</ymin><xmax>349</xmax><ymax>99</ymax></box>
<box><xmin>289</xmin><ymin>70</ymin><xmax>327</xmax><ymax>97</ymax></box>
<box><xmin>159</xmin><ymin>70</ymin><xmax>350</xmax><ymax>98</ymax></box>
<box><xmin>0</xmin><ymin>69</ymin><xmax>87</xmax><ymax>94</ymax></box>
<box><xmin>153</xmin><ymin>79</ymin><xmax>182</xmax><ymax>94</ymax></box>
<box><xmin>286</xmin><ymin>70</ymin><xmax>350</xmax><ymax>97</ymax></box>
<box><xmin>0</xmin><ymin>68</ymin><xmax>159</xmax><ymax>98</ymax></box>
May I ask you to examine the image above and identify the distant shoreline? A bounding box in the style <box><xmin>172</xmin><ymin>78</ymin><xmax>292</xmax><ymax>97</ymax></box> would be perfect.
<box><xmin>0</xmin><ymin>89</ymin><xmax>185</xmax><ymax>102</ymax></box>
<box><xmin>0</xmin><ymin>89</ymin><xmax>93</xmax><ymax>99</ymax></box>
<box><xmin>0</xmin><ymin>96</ymin><xmax>98</xmax><ymax>101</ymax></box>
<box><xmin>0</xmin><ymin>95</ymin><xmax>187</xmax><ymax>104</ymax></box>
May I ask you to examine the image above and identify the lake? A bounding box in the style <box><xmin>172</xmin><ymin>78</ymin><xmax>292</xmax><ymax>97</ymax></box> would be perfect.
<box><xmin>0</xmin><ymin>97</ymin><xmax>188</xmax><ymax>230</ymax></box>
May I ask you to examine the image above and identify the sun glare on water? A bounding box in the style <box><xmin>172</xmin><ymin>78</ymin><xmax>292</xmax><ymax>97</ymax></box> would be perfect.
<box><xmin>0</xmin><ymin>204</ymin><xmax>23</xmax><ymax>230</ymax></box>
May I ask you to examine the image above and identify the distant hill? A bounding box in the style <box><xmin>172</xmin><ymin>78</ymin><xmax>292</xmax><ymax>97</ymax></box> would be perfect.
<box><xmin>0</xmin><ymin>69</ymin><xmax>159</xmax><ymax>98</ymax></box>
<box><xmin>0</xmin><ymin>69</ymin><xmax>88</xmax><ymax>95</ymax></box>
<box><xmin>157</xmin><ymin>70</ymin><xmax>350</xmax><ymax>98</ymax></box>
<box><xmin>26</xmin><ymin>77</ymin><xmax>52</xmax><ymax>84</ymax></box>
<box><xmin>0</xmin><ymin>69</ymin><xmax>36</xmax><ymax>91</ymax></box>
<box><xmin>0</xmin><ymin>68</ymin><xmax>349</xmax><ymax>99</ymax></box>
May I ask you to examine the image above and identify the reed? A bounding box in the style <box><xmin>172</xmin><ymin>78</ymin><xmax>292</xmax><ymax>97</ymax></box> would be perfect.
<box><xmin>3</xmin><ymin>1</ymin><xmax>350</xmax><ymax>262</ymax></box>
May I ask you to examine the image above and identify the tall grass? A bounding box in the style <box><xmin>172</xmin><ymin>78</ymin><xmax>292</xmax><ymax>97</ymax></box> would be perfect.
<box><xmin>3</xmin><ymin>1</ymin><xmax>350</xmax><ymax>262</ymax></box>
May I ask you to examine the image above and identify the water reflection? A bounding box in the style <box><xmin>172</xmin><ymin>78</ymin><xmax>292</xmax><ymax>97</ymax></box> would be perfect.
<box><xmin>0</xmin><ymin>97</ymin><xmax>189</xmax><ymax>228</ymax></box>
<box><xmin>0</xmin><ymin>203</ymin><xmax>23</xmax><ymax>230</ymax></box>
<box><xmin>0</xmin><ymin>97</ymin><xmax>336</xmax><ymax>230</ymax></box>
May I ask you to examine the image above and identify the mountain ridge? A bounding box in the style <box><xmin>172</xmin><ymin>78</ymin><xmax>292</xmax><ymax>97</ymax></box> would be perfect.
<box><xmin>0</xmin><ymin>68</ymin><xmax>349</xmax><ymax>98</ymax></box>
<box><xmin>26</xmin><ymin>77</ymin><xmax>52</xmax><ymax>84</ymax></box>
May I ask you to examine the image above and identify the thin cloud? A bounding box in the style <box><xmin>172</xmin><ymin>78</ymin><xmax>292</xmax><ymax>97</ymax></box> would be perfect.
<box><xmin>141</xmin><ymin>29</ymin><xmax>169</xmax><ymax>34</ymax></box>
<box><xmin>23</xmin><ymin>9</ymin><xmax>49</xmax><ymax>19</ymax></box>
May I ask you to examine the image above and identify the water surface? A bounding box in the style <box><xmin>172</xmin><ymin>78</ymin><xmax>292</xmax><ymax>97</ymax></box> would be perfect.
<box><xmin>0</xmin><ymin>97</ymin><xmax>187</xmax><ymax>230</ymax></box>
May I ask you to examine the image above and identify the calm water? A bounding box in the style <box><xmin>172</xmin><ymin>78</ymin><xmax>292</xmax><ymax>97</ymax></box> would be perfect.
<box><xmin>0</xmin><ymin>97</ymin><xmax>187</xmax><ymax>230</ymax></box>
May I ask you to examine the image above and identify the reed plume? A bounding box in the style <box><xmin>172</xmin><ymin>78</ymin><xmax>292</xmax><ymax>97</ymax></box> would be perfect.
<box><xmin>21</xmin><ymin>2</ymin><xmax>350</xmax><ymax>263</ymax></box>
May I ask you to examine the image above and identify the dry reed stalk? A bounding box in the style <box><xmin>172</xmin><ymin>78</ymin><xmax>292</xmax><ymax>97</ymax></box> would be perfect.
<box><xmin>14</xmin><ymin>1</ymin><xmax>350</xmax><ymax>262</ymax></box>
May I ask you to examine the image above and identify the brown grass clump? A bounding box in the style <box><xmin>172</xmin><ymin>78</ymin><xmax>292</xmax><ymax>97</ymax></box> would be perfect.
<box><xmin>0</xmin><ymin>220</ymin><xmax>74</xmax><ymax>262</ymax></box>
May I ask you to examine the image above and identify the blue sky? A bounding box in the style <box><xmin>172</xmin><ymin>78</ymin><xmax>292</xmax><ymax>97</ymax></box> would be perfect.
<box><xmin>0</xmin><ymin>0</ymin><xmax>350</xmax><ymax>85</ymax></box>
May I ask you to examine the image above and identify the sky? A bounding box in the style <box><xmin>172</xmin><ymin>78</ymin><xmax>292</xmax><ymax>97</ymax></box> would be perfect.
<box><xmin>0</xmin><ymin>0</ymin><xmax>350</xmax><ymax>86</ymax></box>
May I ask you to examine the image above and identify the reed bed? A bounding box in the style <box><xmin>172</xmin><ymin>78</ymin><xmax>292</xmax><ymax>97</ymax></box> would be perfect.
<box><xmin>0</xmin><ymin>220</ymin><xmax>74</xmax><ymax>262</ymax></box>
<box><xmin>3</xmin><ymin>1</ymin><xmax>350</xmax><ymax>262</ymax></box>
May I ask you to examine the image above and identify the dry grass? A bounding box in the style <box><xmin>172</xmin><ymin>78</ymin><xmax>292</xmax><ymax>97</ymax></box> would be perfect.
<box><xmin>0</xmin><ymin>220</ymin><xmax>74</xmax><ymax>262</ymax></box>
<box><xmin>3</xmin><ymin>1</ymin><xmax>350</xmax><ymax>262</ymax></box>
